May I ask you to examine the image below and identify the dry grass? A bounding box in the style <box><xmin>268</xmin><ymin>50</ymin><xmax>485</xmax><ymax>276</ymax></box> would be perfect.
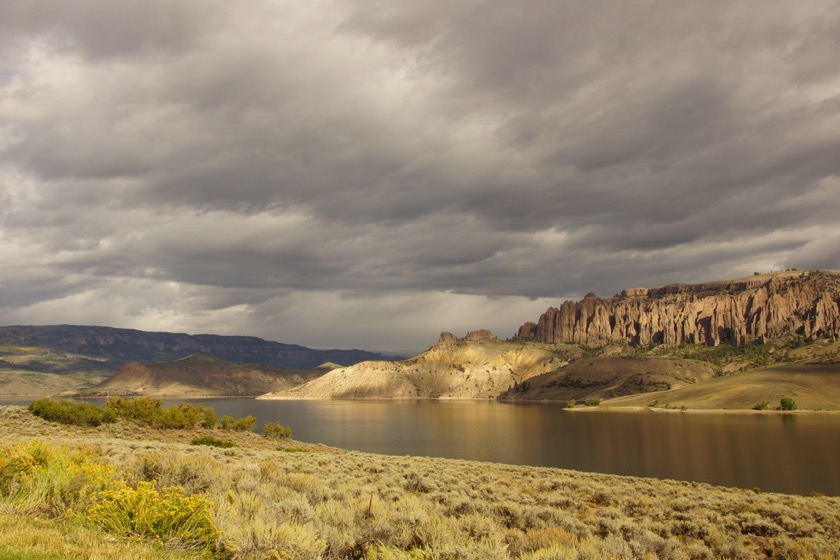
<box><xmin>0</xmin><ymin>514</ymin><xmax>208</xmax><ymax>559</ymax></box>
<box><xmin>1</xmin><ymin>406</ymin><xmax>839</xmax><ymax>559</ymax></box>
<box><xmin>605</xmin><ymin>364</ymin><xmax>840</xmax><ymax>410</ymax></box>
<box><xmin>501</xmin><ymin>357</ymin><xmax>715</xmax><ymax>404</ymax></box>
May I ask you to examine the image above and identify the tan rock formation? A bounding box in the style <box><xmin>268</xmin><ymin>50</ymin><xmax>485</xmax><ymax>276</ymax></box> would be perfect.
<box><xmin>518</xmin><ymin>271</ymin><xmax>840</xmax><ymax>347</ymax></box>
<box><xmin>259</xmin><ymin>333</ymin><xmax>565</xmax><ymax>400</ymax></box>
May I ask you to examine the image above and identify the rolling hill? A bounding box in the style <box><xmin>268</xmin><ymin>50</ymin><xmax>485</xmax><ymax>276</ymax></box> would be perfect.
<box><xmin>68</xmin><ymin>354</ymin><xmax>333</xmax><ymax>398</ymax></box>
<box><xmin>0</xmin><ymin>325</ymin><xmax>394</xmax><ymax>397</ymax></box>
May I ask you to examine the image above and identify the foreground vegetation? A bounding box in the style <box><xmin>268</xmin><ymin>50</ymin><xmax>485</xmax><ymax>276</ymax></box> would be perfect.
<box><xmin>1</xmin><ymin>405</ymin><xmax>838</xmax><ymax>559</ymax></box>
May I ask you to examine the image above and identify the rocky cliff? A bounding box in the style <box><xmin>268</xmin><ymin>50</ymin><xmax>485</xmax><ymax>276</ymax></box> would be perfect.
<box><xmin>518</xmin><ymin>271</ymin><xmax>840</xmax><ymax>347</ymax></box>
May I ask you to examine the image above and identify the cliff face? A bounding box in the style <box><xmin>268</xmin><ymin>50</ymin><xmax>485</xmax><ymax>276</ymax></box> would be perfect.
<box><xmin>518</xmin><ymin>271</ymin><xmax>840</xmax><ymax>347</ymax></box>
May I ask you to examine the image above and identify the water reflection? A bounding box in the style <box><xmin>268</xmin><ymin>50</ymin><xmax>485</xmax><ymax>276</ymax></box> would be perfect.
<box><xmin>3</xmin><ymin>397</ymin><xmax>838</xmax><ymax>495</ymax></box>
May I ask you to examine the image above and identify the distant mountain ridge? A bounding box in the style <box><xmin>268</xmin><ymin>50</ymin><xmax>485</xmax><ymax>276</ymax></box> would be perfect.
<box><xmin>518</xmin><ymin>270</ymin><xmax>840</xmax><ymax>347</ymax></box>
<box><xmin>0</xmin><ymin>325</ymin><xmax>393</xmax><ymax>370</ymax></box>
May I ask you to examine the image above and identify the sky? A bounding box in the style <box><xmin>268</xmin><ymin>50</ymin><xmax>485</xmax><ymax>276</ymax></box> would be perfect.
<box><xmin>1</xmin><ymin>1</ymin><xmax>839</xmax><ymax>355</ymax></box>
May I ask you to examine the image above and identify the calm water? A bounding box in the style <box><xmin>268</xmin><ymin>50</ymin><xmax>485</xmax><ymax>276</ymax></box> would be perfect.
<box><xmin>4</xmin><ymin>398</ymin><xmax>839</xmax><ymax>496</ymax></box>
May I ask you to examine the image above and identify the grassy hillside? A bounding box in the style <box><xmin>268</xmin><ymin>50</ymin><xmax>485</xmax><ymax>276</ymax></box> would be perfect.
<box><xmin>603</xmin><ymin>363</ymin><xmax>840</xmax><ymax>410</ymax></box>
<box><xmin>498</xmin><ymin>338</ymin><xmax>840</xmax><ymax>410</ymax></box>
<box><xmin>2</xmin><ymin>404</ymin><xmax>839</xmax><ymax>559</ymax></box>
<box><xmin>499</xmin><ymin>356</ymin><xmax>715</xmax><ymax>404</ymax></box>
<box><xmin>0</xmin><ymin>344</ymin><xmax>113</xmax><ymax>396</ymax></box>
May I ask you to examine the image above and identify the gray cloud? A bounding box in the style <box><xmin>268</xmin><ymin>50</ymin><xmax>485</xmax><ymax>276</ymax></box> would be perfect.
<box><xmin>2</xmin><ymin>0</ymin><xmax>839</xmax><ymax>353</ymax></box>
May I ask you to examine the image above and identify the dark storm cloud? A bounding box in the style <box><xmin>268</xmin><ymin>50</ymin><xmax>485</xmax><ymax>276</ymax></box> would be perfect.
<box><xmin>0</xmin><ymin>0</ymin><xmax>210</xmax><ymax>58</ymax></box>
<box><xmin>1</xmin><ymin>0</ymin><xmax>838</xmax><ymax>352</ymax></box>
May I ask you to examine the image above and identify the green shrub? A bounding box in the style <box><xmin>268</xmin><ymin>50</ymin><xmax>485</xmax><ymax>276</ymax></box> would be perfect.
<box><xmin>28</xmin><ymin>398</ymin><xmax>116</xmax><ymax>427</ymax></box>
<box><xmin>780</xmin><ymin>398</ymin><xmax>797</xmax><ymax>411</ymax></box>
<box><xmin>103</xmin><ymin>398</ymin><xmax>221</xmax><ymax>429</ymax></box>
<box><xmin>104</xmin><ymin>397</ymin><xmax>166</xmax><ymax>425</ymax></box>
<box><xmin>753</xmin><ymin>401</ymin><xmax>769</xmax><ymax>410</ymax></box>
<box><xmin>565</xmin><ymin>400</ymin><xmax>576</xmax><ymax>409</ymax></box>
<box><xmin>190</xmin><ymin>436</ymin><xmax>236</xmax><ymax>448</ymax></box>
<box><xmin>219</xmin><ymin>415</ymin><xmax>235</xmax><ymax>430</ymax></box>
<box><xmin>219</xmin><ymin>415</ymin><xmax>256</xmax><ymax>431</ymax></box>
<box><xmin>200</xmin><ymin>406</ymin><xmax>218</xmax><ymax>429</ymax></box>
<box><xmin>584</xmin><ymin>399</ymin><xmax>601</xmax><ymax>407</ymax></box>
<box><xmin>233</xmin><ymin>415</ymin><xmax>256</xmax><ymax>432</ymax></box>
<box><xmin>159</xmin><ymin>403</ymin><xmax>219</xmax><ymax>429</ymax></box>
<box><xmin>263</xmin><ymin>422</ymin><xmax>292</xmax><ymax>440</ymax></box>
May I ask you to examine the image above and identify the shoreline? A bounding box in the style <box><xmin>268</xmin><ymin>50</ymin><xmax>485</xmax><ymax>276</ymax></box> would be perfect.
<box><xmin>5</xmin><ymin>394</ymin><xmax>840</xmax><ymax>414</ymax></box>
<box><xmin>565</xmin><ymin>405</ymin><xmax>840</xmax><ymax>415</ymax></box>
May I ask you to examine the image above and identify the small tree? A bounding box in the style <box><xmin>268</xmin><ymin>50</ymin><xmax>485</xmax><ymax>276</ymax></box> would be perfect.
<box><xmin>780</xmin><ymin>398</ymin><xmax>797</xmax><ymax>411</ymax></box>
<box><xmin>219</xmin><ymin>415</ymin><xmax>236</xmax><ymax>430</ymax></box>
<box><xmin>200</xmin><ymin>406</ymin><xmax>218</xmax><ymax>429</ymax></box>
<box><xmin>565</xmin><ymin>400</ymin><xmax>576</xmax><ymax>409</ymax></box>
<box><xmin>263</xmin><ymin>421</ymin><xmax>292</xmax><ymax>440</ymax></box>
<box><xmin>233</xmin><ymin>415</ymin><xmax>256</xmax><ymax>431</ymax></box>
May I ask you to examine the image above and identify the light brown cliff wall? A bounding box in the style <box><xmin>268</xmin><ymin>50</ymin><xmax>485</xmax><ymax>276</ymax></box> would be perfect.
<box><xmin>518</xmin><ymin>272</ymin><xmax>840</xmax><ymax>347</ymax></box>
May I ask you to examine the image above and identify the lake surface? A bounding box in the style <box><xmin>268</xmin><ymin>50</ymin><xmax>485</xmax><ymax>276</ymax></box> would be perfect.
<box><xmin>190</xmin><ymin>399</ymin><xmax>840</xmax><ymax>496</ymax></box>
<box><xmin>4</xmin><ymin>398</ymin><xmax>839</xmax><ymax>496</ymax></box>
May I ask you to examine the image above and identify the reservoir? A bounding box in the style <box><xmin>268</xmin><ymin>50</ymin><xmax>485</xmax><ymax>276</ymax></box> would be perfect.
<box><xmin>4</xmin><ymin>398</ymin><xmax>838</xmax><ymax>496</ymax></box>
<box><xmin>188</xmin><ymin>399</ymin><xmax>839</xmax><ymax>496</ymax></box>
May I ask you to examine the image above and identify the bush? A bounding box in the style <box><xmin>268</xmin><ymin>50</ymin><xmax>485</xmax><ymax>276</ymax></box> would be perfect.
<box><xmin>233</xmin><ymin>415</ymin><xmax>256</xmax><ymax>432</ymax></box>
<box><xmin>263</xmin><ymin>422</ymin><xmax>292</xmax><ymax>440</ymax></box>
<box><xmin>28</xmin><ymin>398</ymin><xmax>116</xmax><ymax>427</ymax></box>
<box><xmin>190</xmin><ymin>436</ymin><xmax>236</xmax><ymax>448</ymax></box>
<box><xmin>219</xmin><ymin>415</ymin><xmax>235</xmax><ymax>430</ymax></box>
<box><xmin>28</xmin><ymin>397</ymin><xmax>229</xmax><ymax>430</ymax></box>
<box><xmin>220</xmin><ymin>415</ymin><xmax>256</xmax><ymax>431</ymax></box>
<box><xmin>104</xmin><ymin>397</ymin><xmax>166</xmax><ymax>426</ymax></box>
<box><xmin>584</xmin><ymin>399</ymin><xmax>601</xmax><ymax>407</ymax></box>
<box><xmin>104</xmin><ymin>398</ymin><xmax>222</xmax><ymax>429</ymax></box>
<box><xmin>565</xmin><ymin>400</ymin><xmax>576</xmax><ymax>409</ymax></box>
<box><xmin>0</xmin><ymin>441</ymin><xmax>116</xmax><ymax>515</ymax></box>
<box><xmin>753</xmin><ymin>401</ymin><xmax>769</xmax><ymax>410</ymax></box>
<box><xmin>200</xmin><ymin>406</ymin><xmax>218</xmax><ymax>429</ymax></box>
<box><xmin>780</xmin><ymin>398</ymin><xmax>798</xmax><ymax>411</ymax></box>
<box><xmin>83</xmin><ymin>480</ymin><xmax>218</xmax><ymax>548</ymax></box>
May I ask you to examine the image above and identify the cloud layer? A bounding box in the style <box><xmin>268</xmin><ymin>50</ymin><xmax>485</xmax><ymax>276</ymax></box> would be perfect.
<box><xmin>2</xmin><ymin>1</ymin><xmax>839</xmax><ymax>353</ymax></box>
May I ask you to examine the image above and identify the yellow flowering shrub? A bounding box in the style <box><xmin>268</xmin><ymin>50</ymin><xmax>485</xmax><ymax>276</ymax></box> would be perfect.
<box><xmin>1</xmin><ymin>441</ymin><xmax>218</xmax><ymax>551</ymax></box>
<box><xmin>84</xmin><ymin>480</ymin><xmax>218</xmax><ymax>549</ymax></box>
<box><xmin>0</xmin><ymin>441</ymin><xmax>116</xmax><ymax>514</ymax></box>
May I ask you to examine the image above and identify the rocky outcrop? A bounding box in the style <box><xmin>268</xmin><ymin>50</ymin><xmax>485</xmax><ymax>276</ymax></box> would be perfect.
<box><xmin>260</xmin><ymin>332</ymin><xmax>567</xmax><ymax>400</ymax></box>
<box><xmin>518</xmin><ymin>271</ymin><xmax>840</xmax><ymax>347</ymax></box>
<box><xmin>435</xmin><ymin>329</ymin><xmax>499</xmax><ymax>346</ymax></box>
